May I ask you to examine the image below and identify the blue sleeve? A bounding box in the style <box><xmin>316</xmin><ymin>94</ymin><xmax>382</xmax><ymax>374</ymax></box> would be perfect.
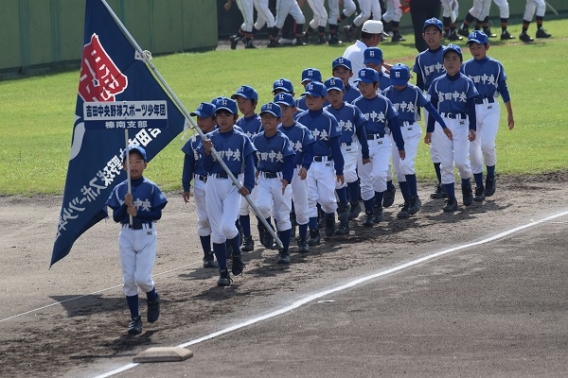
<box><xmin>112</xmin><ymin>204</ymin><xmax>128</xmax><ymax>223</ymax></box>
<box><xmin>389</xmin><ymin>115</ymin><xmax>405</xmax><ymax>151</ymax></box>
<box><xmin>243</xmin><ymin>152</ymin><xmax>255</xmax><ymax>193</ymax></box>
<box><xmin>182</xmin><ymin>153</ymin><xmax>195</xmax><ymax>192</ymax></box>
<box><xmin>424</xmin><ymin>102</ymin><xmax>447</xmax><ymax>129</ymax></box>
<box><xmin>135</xmin><ymin>206</ymin><xmax>164</xmax><ymax>221</ymax></box>
<box><xmin>499</xmin><ymin>78</ymin><xmax>511</xmax><ymax>103</ymax></box>
<box><xmin>302</xmin><ymin>142</ymin><xmax>313</xmax><ymax>170</ymax></box>
<box><xmin>356</xmin><ymin>121</ymin><xmax>370</xmax><ymax>159</ymax></box>
<box><xmin>467</xmin><ymin>97</ymin><xmax>477</xmax><ymax>131</ymax></box>
<box><xmin>283</xmin><ymin>154</ymin><xmax>294</xmax><ymax>183</ymax></box>
<box><xmin>416</xmin><ymin>71</ymin><xmax>424</xmax><ymax>91</ymax></box>
<box><xmin>330</xmin><ymin>136</ymin><xmax>344</xmax><ymax>176</ymax></box>
<box><xmin>427</xmin><ymin>96</ymin><xmax>438</xmax><ymax>133</ymax></box>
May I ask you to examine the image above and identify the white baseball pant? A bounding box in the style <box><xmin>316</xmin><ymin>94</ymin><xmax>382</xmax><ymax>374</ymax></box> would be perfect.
<box><xmin>119</xmin><ymin>224</ymin><xmax>156</xmax><ymax>297</ymax></box>
<box><xmin>382</xmin><ymin>0</ymin><xmax>403</xmax><ymax>23</ymax></box>
<box><xmin>469</xmin><ymin>100</ymin><xmax>500</xmax><ymax>174</ymax></box>
<box><xmin>335</xmin><ymin>143</ymin><xmax>359</xmax><ymax>189</ymax></box>
<box><xmin>353</xmin><ymin>0</ymin><xmax>382</xmax><ymax>27</ymax></box>
<box><xmin>436</xmin><ymin>116</ymin><xmax>473</xmax><ymax>184</ymax></box>
<box><xmin>256</xmin><ymin>173</ymin><xmax>292</xmax><ymax>231</ymax></box>
<box><xmin>206</xmin><ymin>176</ymin><xmax>242</xmax><ymax>244</ymax></box>
<box><xmin>307</xmin><ymin>0</ymin><xmax>328</xmax><ymax>29</ymax></box>
<box><xmin>328</xmin><ymin>0</ymin><xmax>357</xmax><ymax>22</ymax></box>
<box><xmin>524</xmin><ymin>0</ymin><xmax>546</xmax><ymax>19</ymax></box>
<box><xmin>359</xmin><ymin>133</ymin><xmax>392</xmax><ymax>201</ymax></box>
<box><xmin>391</xmin><ymin>121</ymin><xmax>422</xmax><ymax>181</ymax></box>
<box><xmin>275</xmin><ymin>0</ymin><xmax>306</xmax><ymax>28</ymax></box>
<box><xmin>236</xmin><ymin>0</ymin><xmax>255</xmax><ymax>32</ymax></box>
<box><xmin>480</xmin><ymin>0</ymin><xmax>510</xmax><ymax>19</ymax></box>
<box><xmin>466</xmin><ymin>0</ymin><xmax>485</xmax><ymax>19</ymax></box>
<box><xmin>290</xmin><ymin>166</ymin><xmax>310</xmax><ymax>226</ymax></box>
<box><xmin>441</xmin><ymin>0</ymin><xmax>459</xmax><ymax>23</ymax></box>
<box><xmin>308</xmin><ymin>159</ymin><xmax>338</xmax><ymax>216</ymax></box>
<box><xmin>254</xmin><ymin>0</ymin><xmax>276</xmax><ymax>29</ymax></box>
<box><xmin>193</xmin><ymin>175</ymin><xmax>211</xmax><ymax>237</ymax></box>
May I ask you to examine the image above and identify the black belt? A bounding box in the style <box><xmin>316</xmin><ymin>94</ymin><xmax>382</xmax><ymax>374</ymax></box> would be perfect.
<box><xmin>210</xmin><ymin>172</ymin><xmax>238</xmax><ymax>179</ymax></box>
<box><xmin>367</xmin><ymin>133</ymin><xmax>385</xmax><ymax>140</ymax></box>
<box><xmin>194</xmin><ymin>174</ymin><xmax>207</xmax><ymax>183</ymax></box>
<box><xmin>260</xmin><ymin>171</ymin><xmax>281</xmax><ymax>178</ymax></box>
<box><xmin>474</xmin><ymin>97</ymin><xmax>495</xmax><ymax>104</ymax></box>
<box><xmin>122</xmin><ymin>223</ymin><xmax>153</xmax><ymax>230</ymax></box>
<box><xmin>442</xmin><ymin>112</ymin><xmax>467</xmax><ymax>119</ymax></box>
<box><xmin>313</xmin><ymin>155</ymin><xmax>333</xmax><ymax>162</ymax></box>
<box><xmin>341</xmin><ymin>142</ymin><xmax>352</xmax><ymax>146</ymax></box>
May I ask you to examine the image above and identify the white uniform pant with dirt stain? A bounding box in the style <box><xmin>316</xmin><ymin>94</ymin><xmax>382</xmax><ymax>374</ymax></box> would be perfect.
<box><xmin>119</xmin><ymin>224</ymin><xmax>156</xmax><ymax>297</ymax></box>
<box><xmin>359</xmin><ymin>133</ymin><xmax>392</xmax><ymax>201</ymax></box>
<box><xmin>193</xmin><ymin>175</ymin><xmax>211</xmax><ymax>237</ymax></box>
<box><xmin>335</xmin><ymin>143</ymin><xmax>359</xmax><ymax>189</ymax></box>
<box><xmin>435</xmin><ymin>117</ymin><xmax>472</xmax><ymax>185</ymax></box>
<box><xmin>469</xmin><ymin>100</ymin><xmax>500</xmax><ymax>174</ymax></box>
<box><xmin>290</xmin><ymin>166</ymin><xmax>310</xmax><ymax>225</ymax></box>
<box><xmin>206</xmin><ymin>176</ymin><xmax>241</xmax><ymax>244</ymax></box>
<box><xmin>236</xmin><ymin>0</ymin><xmax>255</xmax><ymax>32</ymax></box>
<box><xmin>308</xmin><ymin>159</ymin><xmax>338</xmax><ymax>216</ymax></box>
<box><xmin>275</xmin><ymin>0</ymin><xmax>306</xmax><ymax>29</ymax></box>
<box><xmin>256</xmin><ymin>173</ymin><xmax>292</xmax><ymax>231</ymax></box>
<box><xmin>391</xmin><ymin>121</ymin><xmax>422</xmax><ymax>182</ymax></box>
<box><xmin>353</xmin><ymin>0</ymin><xmax>382</xmax><ymax>27</ymax></box>
<box><xmin>524</xmin><ymin>0</ymin><xmax>546</xmax><ymax>20</ymax></box>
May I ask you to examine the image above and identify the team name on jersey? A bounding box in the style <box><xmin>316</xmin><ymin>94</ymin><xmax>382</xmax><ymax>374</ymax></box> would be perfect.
<box><xmin>311</xmin><ymin>129</ymin><xmax>330</xmax><ymax>141</ymax></box>
<box><xmin>466</xmin><ymin>74</ymin><xmax>496</xmax><ymax>86</ymax></box>
<box><xmin>119</xmin><ymin>197</ymin><xmax>153</xmax><ymax>211</ymax></box>
<box><xmin>337</xmin><ymin>120</ymin><xmax>354</xmax><ymax>134</ymax></box>
<box><xmin>437</xmin><ymin>90</ymin><xmax>468</xmax><ymax>103</ymax></box>
<box><xmin>392</xmin><ymin>101</ymin><xmax>416</xmax><ymax>115</ymax></box>
<box><xmin>290</xmin><ymin>140</ymin><xmax>304</xmax><ymax>153</ymax></box>
<box><xmin>424</xmin><ymin>62</ymin><xmax>445</xmax><ymax>77</ymax></box>
<box><xmin>214</xmin><ymin>149</ymin><xmax>242</xmax><ymax>161</ymax></box>
<box><xmin>257</xmin><ymin>150</ymin><xmax>285</xmax><ymax>163</ymax></box>
<box><xmin>362</xmin><ymin>110</ymin><xmax>386</xmax><ymax>123</ymax></box>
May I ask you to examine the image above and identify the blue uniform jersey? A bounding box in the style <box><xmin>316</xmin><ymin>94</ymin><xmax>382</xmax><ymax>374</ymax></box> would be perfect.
<box><xmin>296</xmin><ymin>108</ymin><xmax>345</xmax><ymax>175</ymax></box>
<box><xmin>181</xmin><ymin>134</ymin><xmax>208</xmax><ymax>192</ymax></box>
<box><xmin>428</xmin><ymin>73</ymin><xmax>479</xmax><ymax>131</ymax></box>
<box><xmin>252</xmin><ymin>130</ymin><xmax>295</xmax><ymax>183</ymax></box>
<box><xmin>296</xmin><ymin>95</ymin><xmax>329</xmax><ymax>111</ymax></box>
<box><xmin>382</xmin><ymin>83</ymin><xmax>430</xmax><ymax>123</ymax></box>
<box><xmin>460</xmin><ymin>56</ymin><xmax>511</xmax><ymax>103</ymax></box>
<box><xmin>199</xmin><ymin>128</ymin><xmax>257</xmax><ymax>191</ymax></box>
<box><xmin>377</xmin><ymin>71</ymin><xmax>391</xmax><ymax>92</ymax></box>
<box><xmin>352</xmin><ymin>94</ymin><xmax>405</xmax><ymax>151</ymax></box>
<box><xmin>236</xmin><ymin>114</ymin><xmax>263</xmax><ymax>138</ymax></box>
<box><xmin>342</xmin><ymin>84</ymin><xmax>361</xmax><ymax>104</ymax></box>
<box><xmin>412</xmin><ymin>45</ymin><xmax>446</xmax><ymax>91</ymax></box>
<box><xmin>106</xmin><ymin>176</ymin><xmax>167</xmax><ymax>224</ymax></box>
<box><xmin>324</xmin><ymin>102</ymin><xmax>370</xmax><ymax>159</ymax></box>
<box><xmin>278</xmin><ymin>122</ymin><xmax>315</xmax><ymax>169</ymax></box>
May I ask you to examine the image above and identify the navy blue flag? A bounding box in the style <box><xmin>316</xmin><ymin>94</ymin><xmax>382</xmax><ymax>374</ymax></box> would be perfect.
<box><xmin>51</xmin><ymin>0</ymin><xmax>187</xmax><ymax>267</ymax></box>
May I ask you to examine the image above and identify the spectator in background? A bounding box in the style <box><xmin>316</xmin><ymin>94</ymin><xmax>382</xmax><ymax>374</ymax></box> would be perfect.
<box><xmin>403</xmin><ymin>0</ymin><xmax>442</xmax><ymax>52</ymax></box>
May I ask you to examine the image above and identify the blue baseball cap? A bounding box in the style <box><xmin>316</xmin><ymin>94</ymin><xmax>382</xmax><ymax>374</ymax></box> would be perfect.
<box><xmin>355</xmin><ymin>68</ymin><xmax>380</xmax><ymax>84</ymax></box>
<box><xmin>332</xmin><ymin>57</ymin><xmax>352</xmax><ymax>71</ymax></box>
<box><xmin>272</xmin><ymin>78</ymin><xmax>294</xmax><ymax>94</ymax></box>
<box><xmin>423</xmin><ymin>17</ymin><xmax>443</xmax><ymax>32</ymax></box>
<box><xmin>301</xmin><ymin>68</ymin><xmax>322</xmax><ymax>84</ymax></box>
<box><xmin>231</xmin><ymin>85</ymin><xmax>258</xmax><ymax>101</ymax></box>
<box><xmin>123</xmin><ymin>145</ymin><xmax>147</xmax><ymax>162</ymax></box>
<box><xmin>390</xmin><ymin>63</ymin><xmax>410</xmax><ymax>86</ymax></box>
<box><xmin>363</xmin><ymin>47</ymin><xmax>383</xmax><ymax>64</ymax></box>
<box><xmin>273</xmin><ymin>92</ymin><xmax>296</xmax><ymax>107</ymax></box>
<box><xmin>324</xmin><ymin>77</ymin><xmax>344</xmax><ymax>92</ymax></box>
<box><xmin>467</xmin><ymin>30</ymin><xmax>489</xmax><ymax>45</ymax></box>
<box><xmin>214</xmin><ymin>97</ymin><xmax>238</xmax><ymax>114</ymax></box>
<box><xmin>443</xmin><ymin>44</ymin><xmax>463</xmax><ymax>59</ymax></box>
<box><xmin>190</xmin><ymin>102</ymin><xmax>216</xmax><ymax>117</ymax></box>
<box><xmin>260</xmin><ymin>102</ymin><xmax>282</xmax><ymax>118</ymax></box>
<box><xmin>302</xmin><ymin>81</ymin><xmax>327</xmax><ymax>97</ymax></box>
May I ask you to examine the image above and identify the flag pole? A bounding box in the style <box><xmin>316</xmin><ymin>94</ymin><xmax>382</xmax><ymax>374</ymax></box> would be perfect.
<box><xmin>98</xmin><ymin>0</ymin><xmax>283</xmax><ymax>249</ymax></box>
<box><xmin>124</xmin><ymin>129</ymin><xmax>133</xmax><ymax>226</ymax></box>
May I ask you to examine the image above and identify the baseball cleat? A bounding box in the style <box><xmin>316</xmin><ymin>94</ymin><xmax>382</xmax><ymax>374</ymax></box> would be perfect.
<box><xmin>519</xmin><ymin>32</ymin><xmax>534</xmax><ymax>42</ymax></box>
<box><xmin>241</xmin><ymin>236</ymin><xmax>254</xmax><ymax>252</ymax></box>
<box><xmin>217</xmin><ymin>269</ymin><xmax>232</xmax><ymax>286</ymax></box>
<box><xmin>127</xmin><ymin>316</ymin><xmax>142</xmax><ymax>335</ymax></box>
<box><xmin>229</xmin><ymin>35</ymin><xmax>241</xmax><ymax>50</ymax></box>
<box><xmin>343</xmin><ymin>25</ymin><xmax>353</xmax><ymax>42</ymax></box>
<box><xmin>484</xmin><ymin>177</ymin><xmax>496</xmax><ymax>197</ymax></box>
<box><xmin>458</xmin><ymin>26</ymin><xmax>469</xmax><ymax>37</ymax></box>
<box><xmin>372</xmin><ymin>206</ymin><xmax>383</xmax><ymax>223</ymax></box>
<box><xmin>408</xmin><ymin>196</ymin><xmax>422</xmax><ymax>214</ymax></box>
<box><xmin>349</xmin><ymin>201</ymin><xmax>362</xmax><ymax>220</ymax></box>
<box><xmin>536</xmin><ymin>28</ymin><xmax>551</xmax><ymax>39</ymax></box>
<box><xmin>277</xmin><ymin>250</ymin><xmax>291</xmax><ymax>264</ymax></box>
<box><xmin>474</xmin><ymin>187</ymin><xmax>486</xmax><ymax>202</ymax></box>
<box><xmin>483</xmin><ymin>28</ymin><xmax>497</xmax><ymax>38</ymax></box>
<box><xmin>391</xmin><ymin>32</ymin><xmax>406</xmax><ymax>42</ymax></box>
<box><xmin>382</xmin><ymin>185</ymin><xmax>396</xmax><ymax>208</ymax></box>
<box><xmin>462</xmin><ymin>185</ymin><xmax>474</xmax><ymax>206</ymax></box>
<box><xmin>231</xmin><ymin>255</ymin><xmax>245</xmax><ymax>276</ymax></box>
<box><xmin>500</xmin><ymin>30</ymin><xmax>515</xmax><ymax>40</ymax></box>
<box><xmin>447</xmin><ymin>31</ymin><xmax>463</xmax><ymax>41</ymax></box>
<box><xmin>147</xmin><ymin>293</ymin><xmax>160</xmax><ymax>323</ymax></box>
<box><xmin>443</xmin><ymin>199</ymin><xmax>458</xmax><ymax>212</ymax></box>
<box><xmin>308</xmin><ymin>229</ymin><xmax>320</xmax><ymax>246</ymax></box>
<box><xmin>203</xmin><ymin>252</ymin><xmax>216</xmax><ymax>268</ymax></box>
<box><xmin>335</xmin><ymin>221</ymin><xmax>350</xmax><ymax>235</ymax></box>
<box><xmin>430</xmin><ymin>184</ymin><xmax>447</xmax><ymax>199</ymax></box>
<box><xmin>328</xmin><ymin>34</ymin><xmax>341</xmax><ymax>45</ymax></box>
<box><xmin>362</xmin><ymin>211</ymin><xmax>374</xmax><ymax>227</ymax></box>
<box><xmin>297</xmin><ymin>237</ymin><xmax>310</xmax><ymax>253</ymax></box>
<box><xmin>324</xmin><ymin>216</ymin><xmax>336</xmax><ymax>237</ymax></box>
<box><xmin>397</xmin><ymin>203</ymin><xmax>410</xmax><ymax>219</ymax></box>
<box><xmin>267</xmin><ymin>40</ymin><xmax>281</xmax><ymax>48</ymax></box>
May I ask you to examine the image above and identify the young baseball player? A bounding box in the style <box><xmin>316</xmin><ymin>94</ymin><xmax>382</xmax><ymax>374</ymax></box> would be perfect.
<box><xmin>252</xmin><ymin>103</ymin><xmax>295</xmax><ymax>263</ymax></box>
<box><xmin>413</xmin><ymin>17</ymin><xmax>448</xmax><ymax>200</ymax></box>
<box><xmin>231</xmin><ymin>85</ymin><xmax>263</xmax><ymax>252</ymax></box>
<box><xmin>225</xmin><ymin>0</ymin><xmax>257</xmax><ymax>49</ymax></box>
<box><xmin>106</xmin><ymin>146</ymin><xmax>166</xmax><ymax>335</ymax></box>
<box><xmin>200</xmin><ymin>97</ymin><xmax>257</xmax><ymax>286</ymax></box>
<box><xmin>519</xmin><ymin>0</ymin><xmax>552</xmax><ymax>42</ymax></box>
<box><xmin>324</xmin><ymin>77</ymin><xmax>370</xmax><ymax>233</ymax></box>
<box><xmin>477</xmin><ymin>0</ymin><xmax>515</xmax><ymax>40</ymax></box>
<box><xmin>274</xmin><ymin>92</ymin><xmax>315</xmax><ymax>253</ymax></box>
<box><xmin>331</xmin><ymin>57</ymin><xmax>360</xmax><ymax>104</ymax></box>
<box><xmin>352</xmin><ymin>67</ymin><xmax>405</xmax><ymax>226</ymax></box>
<box><xmin>182</xmin><ymin>102</ymin><xmax>217</xmax><ymax>268</ymax></box>
<box><xmin>296</xmin><ymin>68</ymin><xmax>324</xmax><ymax>112</ymax></box>
<box><xmin>382</xmin><ymin>64</ymin><xmax>452</xmax><ymax>218</ymax></box>
<box><xmin>462</xmin><ymin>31</ymin><xmax>514</xmax><ymax>201</ymax></box>
<box><xmin>296</xmin><ymin>81</ymin><xmax>345</xmax><ymax>244</ymax></box>
<box><xmin>426</xmin><ymin>44</ymin><xmax>479</xmax><ymax>212</ymax></box>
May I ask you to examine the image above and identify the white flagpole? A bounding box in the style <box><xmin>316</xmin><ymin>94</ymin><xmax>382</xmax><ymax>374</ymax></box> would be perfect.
<box><xmin>124</xmin><ymin>129</ymin><xmax>133</xmax><ymax>226</ymax></box>
<box><xmin>98</xmin><ymin>0</ymin><xmax>283</xmax><ymax>249</ymax></box>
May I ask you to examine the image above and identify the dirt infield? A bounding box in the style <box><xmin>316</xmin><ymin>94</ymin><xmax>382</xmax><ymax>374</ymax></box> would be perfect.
<box><xmin>0</xmin><ymin>171</ymin><xmax>567</xmax><ymax>378</ymax></box>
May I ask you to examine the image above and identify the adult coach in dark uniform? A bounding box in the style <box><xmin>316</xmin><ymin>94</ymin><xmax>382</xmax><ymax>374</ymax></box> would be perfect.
<box><xmin>404</xmin><ymin>0</ymin><xmax>442</xmax><ymax>52</ymax></box>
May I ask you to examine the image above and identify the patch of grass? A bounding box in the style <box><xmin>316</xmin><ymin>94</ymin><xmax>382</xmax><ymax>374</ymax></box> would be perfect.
<box><xmin>0</xmin><ymin>19</ymin><xmax>566</xmax><ymax>195</ymax></box>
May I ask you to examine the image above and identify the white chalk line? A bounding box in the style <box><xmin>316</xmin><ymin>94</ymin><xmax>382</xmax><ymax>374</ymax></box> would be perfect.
<box><xmin>93</xmin><ymin>210</ymin><xmax>568</xmax><ymax>378</ymax></box>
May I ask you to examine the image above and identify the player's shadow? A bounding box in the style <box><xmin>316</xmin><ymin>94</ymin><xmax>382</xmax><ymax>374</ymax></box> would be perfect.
<box><xmin>102</xmin><ymin>330</ymin><xmax>160</xmax><ymax>353</ymax></box>
<box><xmin>50</xmin><ymin>295</ymin><xmax>126</xmax><ymax>318</ymax></box>
<box><xmin>179</xmin><ymin>266</ymin><xmax>219</xmax><ymax>281</ymax></box>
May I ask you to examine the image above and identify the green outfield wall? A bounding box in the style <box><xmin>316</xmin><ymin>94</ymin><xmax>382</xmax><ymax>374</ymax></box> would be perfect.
<box><xmin>1</xmin><ymin>0</ymin><xmax>217</xmax><ymax>77</ymax></box>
